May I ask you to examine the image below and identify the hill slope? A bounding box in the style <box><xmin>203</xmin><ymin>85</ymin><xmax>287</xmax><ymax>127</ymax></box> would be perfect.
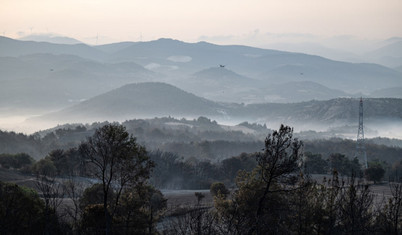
<box><xmin>37</xmin><ymin>82</ymin><xmax>228</xmax><ymax>123</ymax></box>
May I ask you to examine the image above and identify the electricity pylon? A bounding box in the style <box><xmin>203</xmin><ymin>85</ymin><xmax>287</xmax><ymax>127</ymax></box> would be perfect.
<box><xmin>356</xmin><ymin>97</ymin><xmax>368</xmax><ymax>169</ymax></box>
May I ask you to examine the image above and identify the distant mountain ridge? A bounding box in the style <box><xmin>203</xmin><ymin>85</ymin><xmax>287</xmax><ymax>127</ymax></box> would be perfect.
<box><xmin>366</xmin><ymin>39</ymin><xmax>402</xmax><ymax>67</ymax></box>
<box><xmin>0</xmin><ymin>36</ymin><xmax>105</xmax><ymax>61</ymax></box>
<box><xmin>109</xmin><ymin>38</ymin><xmax>402</xmax><ymax>93</ymax></box>
<box><xmin>19</xmin><ymin>34</ymin><xmax>83</xmax><ymax>45</ymax></box>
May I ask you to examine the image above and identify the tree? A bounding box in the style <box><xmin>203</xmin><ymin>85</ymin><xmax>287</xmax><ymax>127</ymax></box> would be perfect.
<box><xmin>365</xmin><ymin>161</ymin><xmax>385</xmax><ymax>184</ymax></box>
<box><xmin>79</xmin><ymin>124</ymin><xmax>154</xmax><ymax>234</ymax></box>
<box><xmin>33</xmin><ymin>154</ymin><xmax>65</xmax><ymax>234</ymax></box>
<box><xmin>118</xmin><ymin>185</ymin><xmax>167</xmax><ymax>234</ymax></box>
<box><xmin>220</xmin><ymin>155</ymin><xmax>249</xmax><ymax>183</ymax></box>
<box><xmin>0</xmin><ymin>153</ymin><xmax>34</xmax><ymax>170</ymax></box>
<box><xmin>391</xmin><ymin>160</ymin><xmax>402</xmax><ymax>182</ymax></box>
<box><xmin>305</xmin><ymin>171</ymin><xmax>343</xmax><ymax>234</ymax></box>
<box><xmin>214</xmin><ymin>125</ymin><xmax>304</xmax><ymax>234</ymax></box>
<box><xmin>304</xmin><ymin>152</ymin><xmax>328</xmax><ymax>174</ymax></box>
<box><xmin>62</xmin><ymin>177</ymin><xmax>86</xmax><ymax>233</ymax></box>
<box><xmin>79</xmin><ymin>183</ymin><xmax>114</xmax><ymax>211</ymax></box>
<box><xmin>338</xmin><ymin>174</ymin><xmax>374</xmax><ymax>234</ymax></box>
<box><xmin>253</xmin><ymin>125</ymin><xmax>303</xmax><ymax>231</ymax></box>
<box><xmin>34</xmin><ymin>173</ymin><xmax>64</xmax><ymax>234</ymax></box>
<box><xmin>376</xmin><ymin>182</ymin><xmax>402</xmax><ymax>234</ymax></box>
<box><xmin>329</xmin><ymin>153</ymin><xmax>362</xmax><ymax>176</ymax></box>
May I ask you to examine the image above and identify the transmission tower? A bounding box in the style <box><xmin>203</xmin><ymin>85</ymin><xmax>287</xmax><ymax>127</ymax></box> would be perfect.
<box><xmin>356</xmin><ymin>97</ymin><xmax>368</xmax><ymax>169</ymax></box>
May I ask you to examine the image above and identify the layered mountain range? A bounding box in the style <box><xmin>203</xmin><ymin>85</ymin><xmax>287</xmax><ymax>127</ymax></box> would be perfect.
<box><xmin>1</xmin><ymin>36</ymin><xmax>402</xmax><ymax>110</ymax></box>
<box><xmin>1</xmin><ymin>36</ymin><xmax>402</xmax><ymax>136</ymax></box>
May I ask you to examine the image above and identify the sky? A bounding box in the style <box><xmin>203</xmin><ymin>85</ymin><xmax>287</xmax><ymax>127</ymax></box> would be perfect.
<box><xmin>1</xmin><ymin>0</ymin><xmax>402</xmax><ymax>47</ymax></box>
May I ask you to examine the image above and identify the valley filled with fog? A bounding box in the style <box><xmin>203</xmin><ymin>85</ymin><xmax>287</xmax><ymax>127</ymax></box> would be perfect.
<box><xmin>1</xmin><ymin>36</ymin><xmax>402</xmax><ymax>140</ymax></box>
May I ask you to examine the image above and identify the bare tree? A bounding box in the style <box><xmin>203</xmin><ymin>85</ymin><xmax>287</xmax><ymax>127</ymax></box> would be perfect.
<box><xmin>79</xmin><ymin>124</ymin><xmax>154</xmax><ymax>234</ymax></box>
<box><xmin>163</xmin><ymin>206</ymin><xmax>217</xmax><ymax>235</ymax></box>
<box><xmin>377</xmin><ymin>182</ymin><xmax>402</xmax><ymax>234</ymax></box>
<box><xmin>35</xmin><ymin>173</ymin><xmax>64</xmax><ymax>234</ymax></box>
<box><xmin>338</xmin><ymin>173</ymin><xmax>374</xmax><ymax>234</ymax></box>
<box><xmin>62</xmin><ymin>176</ymin><xmax>87</xmax><ymax>232</ymax></box>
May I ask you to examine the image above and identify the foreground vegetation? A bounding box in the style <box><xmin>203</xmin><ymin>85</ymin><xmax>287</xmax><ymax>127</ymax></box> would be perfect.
<box><xmin>1</xmin><ymin>124</ymin><xmax>402</xmax><ymax>234</ymax></box>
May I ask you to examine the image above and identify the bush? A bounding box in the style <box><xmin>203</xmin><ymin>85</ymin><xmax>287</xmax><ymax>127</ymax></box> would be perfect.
<box><xmin>210</xmin><ymin>182</ymin><xmax>230</xmax><ymax>198</ymax></box>
<box><xmin>0</xmin><ymin>181</ymin><xmax>46</xmax><ymax>233</ymax></box>
<box><xmin>33</xmin><ymin>158</ymin><xmax>57</xmax><ymax>176</ymax></box>
<box><xmin>0</xmin><ymin>153</ymin><xmax>34</xmax><ymax>170</ymax></box>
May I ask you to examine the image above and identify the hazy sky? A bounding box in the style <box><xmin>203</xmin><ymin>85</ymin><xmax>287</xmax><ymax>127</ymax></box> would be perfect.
<box><xmin>1</xmin><ymin>0</ymin><xmax>402</xmax><ymax>46</ymax></box>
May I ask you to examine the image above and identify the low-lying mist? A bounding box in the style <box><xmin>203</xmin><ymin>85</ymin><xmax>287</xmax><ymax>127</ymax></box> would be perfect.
<box><xmin>2</xmin><ymin>112</ymin><xmax>402</xmax><ymax>141</ymax></box>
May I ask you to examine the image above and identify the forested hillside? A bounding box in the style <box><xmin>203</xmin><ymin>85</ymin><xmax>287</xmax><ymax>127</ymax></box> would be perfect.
<box><xmin>2</xmin><ymin>118</ymin><xmax>401</xmax><ymax>167</ymax></box>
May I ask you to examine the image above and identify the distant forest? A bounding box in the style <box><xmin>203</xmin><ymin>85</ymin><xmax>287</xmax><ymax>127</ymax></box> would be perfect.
<box><xmin>1</xmin><ymin>117</ymin><xmax>401</xmax><ymax>161</ymax></box>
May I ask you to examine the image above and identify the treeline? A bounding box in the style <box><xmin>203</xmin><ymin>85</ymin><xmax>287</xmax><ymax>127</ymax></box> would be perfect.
<box><xmin>0</xmin><ymin>147</ymin><xmax>393</xmax><ymax>190</ymax></box>
<box><xmin>1</xmin><ymin>117</ymin><xmax>402</xmax><ymax>167</ymax></box>
<box><xmin>1</xmin><ymin>128</ymin><xmax>402</xmax><ymax>171</ymax></box>
<box><xmin>1</xmin><ymin>149</ymin><xmax>387</xmax><ymax>190</ymax></box>
<box><xmin>2</xmin><ymin>142</ymin><xmax>394</xmax><ymax>190</ymax></box>
<box><xmin>304</xmin><ymin>138</ymin><xmax>402</xmax><ymax>165</ymax></box>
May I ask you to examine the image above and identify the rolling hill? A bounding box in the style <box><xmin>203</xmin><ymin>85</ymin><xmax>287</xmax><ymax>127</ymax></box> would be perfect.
<box><xmin>35</xmin><ymin>82</ymin><xmax>228</xmax><ymax>123</ymax></box>
<box><xmin>177</xmin><ymin>67</ymin><xmax>261</xmax><ymax>103</ymax></box>
<box><xmin>32</xmin><ymin>83</ymin><xmax>402</xmax><ymax>132</ymax></box>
